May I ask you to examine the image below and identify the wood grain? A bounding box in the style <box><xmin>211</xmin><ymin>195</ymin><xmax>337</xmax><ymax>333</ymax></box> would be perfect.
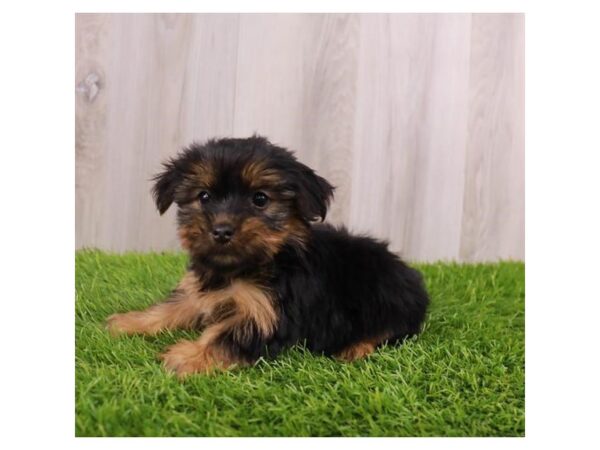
<box><xmin>75</xmin><ymin>14</ymin><xmax>110</xmax><ymax>250</ymax></box>
<box><xmin>75</xmin><ymin>13</ymin><xmax>524</xmax><ymax>261</ymax></box>
<box><xmin>460</xmin><ymin>14</ymin><xmax>525</xmax><ymax>261</ymax></box>
<box><xmin>350</xmin><ymin>14</ymin><xmax>472</xmax><ymax>261</ymax></box>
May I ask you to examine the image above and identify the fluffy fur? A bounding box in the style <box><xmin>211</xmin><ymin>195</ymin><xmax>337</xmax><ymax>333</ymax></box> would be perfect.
<box><xmin>107</xmin><ymin>136</ymin><xmax>429</xmax><ymax>377</ymax></box>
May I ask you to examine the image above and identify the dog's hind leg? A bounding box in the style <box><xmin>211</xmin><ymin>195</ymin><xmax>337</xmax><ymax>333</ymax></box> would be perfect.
<box><xmin>333</xmin><ymin>334</ymin><xmax>390</xmax><ymax>362</ymax></box>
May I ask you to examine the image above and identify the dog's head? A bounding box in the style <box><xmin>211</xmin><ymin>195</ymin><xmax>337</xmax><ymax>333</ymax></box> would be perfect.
<box><xmin>152</xmin><ymin>136</ymin><xmax>334</xmax><ymax>271</ymax></box>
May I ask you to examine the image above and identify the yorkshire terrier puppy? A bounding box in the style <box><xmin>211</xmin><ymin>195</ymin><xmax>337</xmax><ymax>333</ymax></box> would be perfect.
<box><xmin>107</xmin><ymin>136</ymin><xmax>429</xmax><ymax>377</ymax></box>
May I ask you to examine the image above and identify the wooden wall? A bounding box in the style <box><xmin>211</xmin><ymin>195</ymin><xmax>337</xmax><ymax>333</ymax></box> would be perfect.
<box><xmin>75</xmin><ymin>13</ymin><xmax>524</xmax><ymax>262</ymax></box>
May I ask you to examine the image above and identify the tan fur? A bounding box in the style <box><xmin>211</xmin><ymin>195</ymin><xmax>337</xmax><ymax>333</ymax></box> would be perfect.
<box><xmin>191</xmin><ymin>161</ymin><xmax>215</xmax><ymax>188</ymax></box>
<box><xmin>177</xmin><ymin>225</ymin><xmax>197</xmax><ymax>251</ymax></box>
<box><xmin>107</xmin><ymin>272</ymin><xmax>205</xmax><ymax>335</ymax></box>
<box><xmin>160</xmin><ymin>279</ymin><xmax>278</xmax><ymax>377</ymax></box>
<box><xmin>160</xmin><ymin>332</ymin><xmax>238</xmax><ymax>377</ymax></box>
<box><xmin>334</xmin><ymin>335</ymin><xmax>390</xmax><ymax>362</ymax></box>
<box><xmin>282</xmin><ymin>217</ymin><xmax>309</xmax><ymax>248</ymax></box>
<box><xmin>108</xmin><ymin>272</ymin><xmax>277</xmax><ymax>337</ymax></box>
<box><xmin>239</xmin><ymin>216</ymin><xmax>307</xmax><ymax>258</ymax></box>
<box><xmin>227</xmin><ymin>279</ymin><xmax>278</xmax><ymax>337</ymax></box>
<box><xmin>172</xmin><ymin>162</ymin><xmax>215</xmax><ymax>210</ymax></box>
<box><xmin>194</xmin><ymin>279</ymin><xmax>278</xmax><ymax>337</ymax></box>
<box><xmin>241</xmin><ymin>161</ymin><xmax>282</xmax><ymax>189</ymax></box>
<box><xmin>108</xmin><ymin>272</ymin><xmax>278</xmax><ymax>376</ymax></box>
<box><xmin>177</xmin><ymin>217</ymin><xmax>211</xmax><ymax>252</ymax></box>
<box><xmin>239</xmin><ymin>216</ymin><xmax>282</xmax><ymax>256</ymax></box>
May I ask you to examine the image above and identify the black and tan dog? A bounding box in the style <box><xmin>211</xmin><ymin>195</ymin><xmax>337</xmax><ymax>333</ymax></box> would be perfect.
<box><xmin>107</xmin><ymin>136</ymin><xmax>429</xmax><ymax>377</ymax></box>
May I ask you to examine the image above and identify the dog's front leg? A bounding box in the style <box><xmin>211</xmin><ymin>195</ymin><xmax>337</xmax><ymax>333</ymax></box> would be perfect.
<box><xmin>160</xmin><ymin>319</ymin><xmax>253</xmax><ymax>377</ymax></box>
<box><xmin>107</xmin><ymin>272</ymin><xmax>206</xmax><ymax>336</ymax></box>
<box><xmin>160</xmin><ymin>280</ymin><xmax>278</xmax><ymax>376</ymax></box>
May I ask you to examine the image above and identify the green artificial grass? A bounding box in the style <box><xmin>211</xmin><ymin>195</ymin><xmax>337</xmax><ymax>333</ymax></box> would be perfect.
<box><xmin>75</xmin><ymin>250</ymin><xmax>524</xmax><ymax>437</ymax></box>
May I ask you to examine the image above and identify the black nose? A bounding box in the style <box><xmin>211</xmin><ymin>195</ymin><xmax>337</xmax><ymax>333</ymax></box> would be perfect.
<box><xmin>211</xmin><ymin>224</ymin><xmax>234</xmax><ymax>244</ymax></box>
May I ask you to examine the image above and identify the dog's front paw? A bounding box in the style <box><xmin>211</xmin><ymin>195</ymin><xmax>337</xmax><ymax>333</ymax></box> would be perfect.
<box><xmin>160</xmin><ymin>340</ymin><xmax>213</xmax><ymax>377</ymax></box>
<box><xmin>106</xmin><ymin>311</ymin><xmax>157</xmax><ymax>336</ymax></box>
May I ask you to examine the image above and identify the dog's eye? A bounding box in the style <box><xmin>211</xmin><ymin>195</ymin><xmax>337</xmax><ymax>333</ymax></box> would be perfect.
<box><xmin>198</xmin><ymin>191</ymin><xmax>211</xmax><ymax>204</ymax></box>
<box><xmin>252</xmin><ymin>192</ymin><xmax>269</xmax><ymax>208</ymax></box>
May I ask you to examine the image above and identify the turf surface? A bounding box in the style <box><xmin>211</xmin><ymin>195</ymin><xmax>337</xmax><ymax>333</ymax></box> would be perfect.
<box><xmin>75</xmin><ymin>250</ymin><xmax>524</xmax><ymax>437</ymax></box>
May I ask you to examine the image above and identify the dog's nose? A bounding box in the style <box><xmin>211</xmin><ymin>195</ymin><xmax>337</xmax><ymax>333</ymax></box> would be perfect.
<box><xmin>211</xmin><ymin>224</ymin><xmax>234</xmax><ymax>244</ymax></box>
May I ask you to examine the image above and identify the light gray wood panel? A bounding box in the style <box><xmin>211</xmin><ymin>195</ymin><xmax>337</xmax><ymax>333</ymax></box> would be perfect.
<box><xmin>233</xmin><ymin>13</ymin><xmax>307</xmax><ymax>147</ymax></box>
<box><xmin>75</xmin><ymin>14</ymin><xmax>110</xmax><ymax>250</ymax></box>
<box><xmin>349</xmin><ymin>14</ymin><xmax>472</xmax><ymax>261</ymax></box>
<box><xmin>297</xmin><ymin>14</ymin><xmax>360</xmax><ymax>226</ymax></box>
<box><xmin>179</xmin><ymin>14</ymin><xmax>240</xmax><ymax>143</ymax></box>
<box><xmin>101</xmin><ymin>13</ymin><xmax>193</xmax><ymax>252</ymax></box>
<box><xmin>75</xmin><ymin>13</ymin><xmax>525</xmax><ymax>262</ymax></box>
<box><xmin>459</xmin><ymin>14</ymin><xmax>525</xmax><ymax>261</ymax></box>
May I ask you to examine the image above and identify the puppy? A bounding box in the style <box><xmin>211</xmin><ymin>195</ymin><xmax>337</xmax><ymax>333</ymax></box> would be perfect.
<box><xmin>107</xmin><ymin>136</ymin><xmax>429</xmax><ymax>377</ymax></box>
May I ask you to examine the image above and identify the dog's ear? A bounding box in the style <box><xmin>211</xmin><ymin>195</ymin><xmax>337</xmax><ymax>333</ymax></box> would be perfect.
<box><xmin>151</xmin><ymin>159</ymin><xmax>184</xmax><ymax>215</ymax></box>
<box><xmin>293</xmin><ymin>164</ymin><xmax>335</xmax><ymax>222</ymax></box>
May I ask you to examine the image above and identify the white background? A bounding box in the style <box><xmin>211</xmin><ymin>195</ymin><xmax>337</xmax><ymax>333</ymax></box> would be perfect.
<box><xmin>1</xmin><ymin>0</ymin><xmax>599</xmax><ymax>449</ymax></box>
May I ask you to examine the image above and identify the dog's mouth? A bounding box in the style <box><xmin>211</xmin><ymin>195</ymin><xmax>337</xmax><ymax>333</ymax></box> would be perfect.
<box><xmin>203</xmin><ymin>243</ymin><xmax>245</xmax><ymax>267</ymax></box>
<box><xmin>209</xmin><ymin>251</ymin><xmax>239</xmax><ymax>264</ymax></box>
<box><xmin>201</xmin><ymin>239</ymin><xmax>274</xmax><ymax>271</ymax></box>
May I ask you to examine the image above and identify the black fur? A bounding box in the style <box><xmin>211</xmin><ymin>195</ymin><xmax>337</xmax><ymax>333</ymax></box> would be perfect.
<box><xmin>153</xmin><ymin>136</ymin><xmax>429</xmax><ymax>364</ymax></box>
<box><xmin>266</xmin><ymin>225</ymin><xmax>428</xmax><ymax>357</ymax></box>
<box><xmin>221</xmin><ymin>223</ymin><xmax>429</xmax><ymax>362</ymax></box>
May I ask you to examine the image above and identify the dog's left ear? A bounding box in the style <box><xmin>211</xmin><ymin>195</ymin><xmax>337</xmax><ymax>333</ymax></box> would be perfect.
<box><xmin>151</xmin><ymin>159</ymin><xmax>184</xmax><ymax>215</ymax></box>
<box><xmin>293</xmin><ymin>164</ymin><xmax>335</xmax><ymax>222</ymax></box>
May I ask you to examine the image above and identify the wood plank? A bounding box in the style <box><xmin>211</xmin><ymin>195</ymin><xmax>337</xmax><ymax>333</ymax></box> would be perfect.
<box><xmin>460</xmin><ymin>13</ymin><xmax>525</xmax><ymax>261</ymax></box>
<box><xmin>350</xmin><ymin>14</ymin><xmax>472</xmax><ymax>261</ymax></box>
<box><xmin>75</xmin><ymin>13</ymin><xmax>110</xmax><ymax>250</ymax></box>
<box><xmin>233</xmin><ymin>13</ymin><xmax>308</xmax><ymax>148</ymax></box>
<box><xmin>296</xmin><ymin>14</ymin><xmax>360</xmax><ymax>226</ymax></box>
<box><xmin>101</xmin><ymin>14</ymin><xmax>195</xmax><ymax>251</ymax></box>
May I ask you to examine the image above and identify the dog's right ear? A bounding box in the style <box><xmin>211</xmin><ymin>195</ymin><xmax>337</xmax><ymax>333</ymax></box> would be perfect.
<box><xmin>151</xmin><ymin>159</ymin><xmax>184</xmax><ymax>215</ymax></box>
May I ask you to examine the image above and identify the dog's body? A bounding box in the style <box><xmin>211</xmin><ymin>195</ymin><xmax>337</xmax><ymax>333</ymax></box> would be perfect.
<box><xmin>108</xmin><ymin>136</ymin><xmax>429</xmax><ymax>376</ymax></box>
